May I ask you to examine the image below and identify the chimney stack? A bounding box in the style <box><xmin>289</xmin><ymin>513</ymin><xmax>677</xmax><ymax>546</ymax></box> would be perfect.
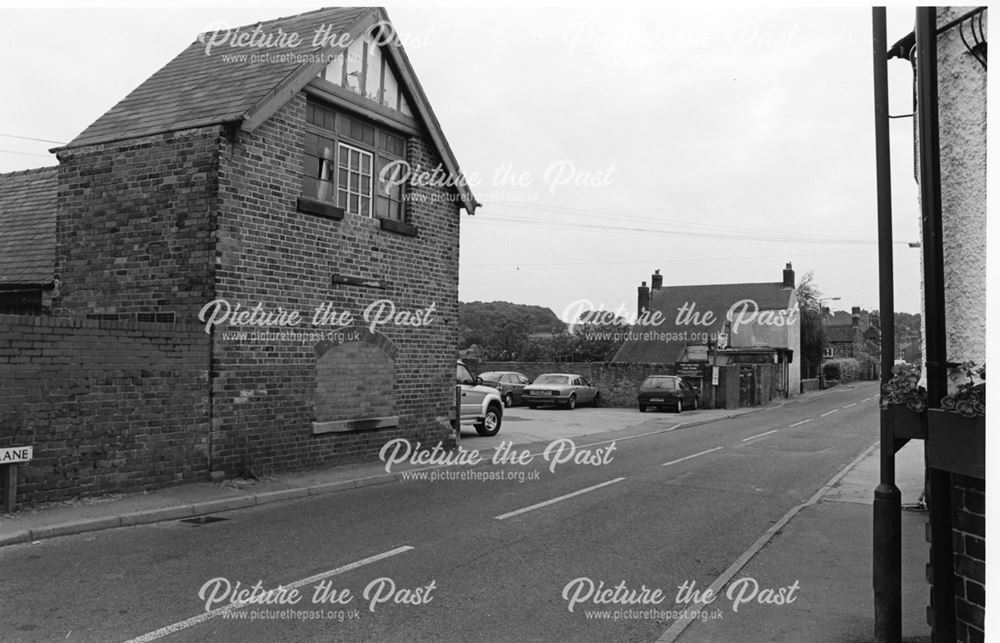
<box><xmin>782</xmin><ymin>262</ymin><xmax>795</xmax><ymax>289</ymax></box>
<box><xmin>651</xmin><ymin>269</ymin><xmax>663</xmax><ymax>291</ymax></box>
<box><xmin>852</xmin><ymin>306</ymin><xmax>861</xmax><ymax>328</ymax></box>
<box><xmin>637</xmin><ymin>281</ymin><xmax>650</xmax><ymax>315</ymax></box>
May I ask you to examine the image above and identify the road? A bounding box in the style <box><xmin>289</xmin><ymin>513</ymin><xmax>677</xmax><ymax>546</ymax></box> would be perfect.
<box><xmin>0</xmin><ymin>383</ymin><xmax>880</xmax><ymax>643</ymax></box>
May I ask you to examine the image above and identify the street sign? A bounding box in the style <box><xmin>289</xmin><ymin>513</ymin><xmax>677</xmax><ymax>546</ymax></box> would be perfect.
<box><xmin>0</xmin><ymin>446</ymin><xmax>32</xmax><ymax>464</ymax></box>
<box><xmin>711</xmin><ymin>367</ymin><xmax>720</xmax><ymax>386</ymax></box>
<box><xmin>676</xmin><ymin>362</ymin><xmax>704</xmax><ymax>379</ymax></box>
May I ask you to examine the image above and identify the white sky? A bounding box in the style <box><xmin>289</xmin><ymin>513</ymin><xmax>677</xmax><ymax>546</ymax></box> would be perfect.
<box><xmin>0</xmin><ymin>3</ymin><xmax>978</xmax><ymax>317</ymax></box>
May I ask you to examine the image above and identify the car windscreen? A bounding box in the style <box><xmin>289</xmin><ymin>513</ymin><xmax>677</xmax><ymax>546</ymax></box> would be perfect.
<box><xmin>533</xmin><ymin>374</ymin><xmax>571</xmax><ymax>385</ymax></box>
<box><xmin>641</xmin><ymin>377</ymin><xmax>676</xmax><ymax>390</ymax></box>
<box><xmin>479</xmin><ymin>372</ymin><xmax>499</xmax><ymax>380</ymax></box>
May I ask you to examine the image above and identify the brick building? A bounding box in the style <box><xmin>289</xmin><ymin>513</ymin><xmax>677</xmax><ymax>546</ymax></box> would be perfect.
<box><xmin>0</xmin><ymin>7</ymin><xmax>478</xmax><ymax>500</ymax></box>
<box><xmin>613</xmin><ymin>263</ymin><xmax>801</xmax><ymax>399</ymax></box>
<box><xmin>823</xmin><ymin>306</ymin><xmax>880</xmax><ymax>380</ymax></box>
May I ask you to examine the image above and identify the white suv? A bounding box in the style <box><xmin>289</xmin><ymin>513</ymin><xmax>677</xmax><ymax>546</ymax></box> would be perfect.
<box><xmin>456</xmin><ymin>361</ymin><xmax>503</xmax><ymax>436</ymax></box>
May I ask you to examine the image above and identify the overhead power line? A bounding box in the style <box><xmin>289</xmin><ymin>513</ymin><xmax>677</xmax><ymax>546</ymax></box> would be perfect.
<box><xmin>0</xmin><ymin>133</ymin><xmax>67</xmax><ymax>145</ymax></box>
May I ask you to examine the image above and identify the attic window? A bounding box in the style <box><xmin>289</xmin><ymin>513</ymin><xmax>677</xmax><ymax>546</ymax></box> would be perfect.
<box><xmin>319</xmin><ymin>30</ymin><xmax>413</xmax><ymax>115</ymax></box>
<box><xmin>302</xmin><ymin>100</ymin><xmax>407</xmax><ymax>223</ymax></box>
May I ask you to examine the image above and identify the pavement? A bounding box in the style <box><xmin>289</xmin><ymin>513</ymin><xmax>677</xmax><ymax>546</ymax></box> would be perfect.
<box><xmin>0</xmin><ymin>385</ymin><xmax>932</xmax><ymax>642</ymax></box>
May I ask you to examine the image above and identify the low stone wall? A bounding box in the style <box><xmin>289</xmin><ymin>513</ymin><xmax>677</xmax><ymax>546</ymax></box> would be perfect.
<box><xmin>801</xmin><ymin>378</ymin><xmax>820</xmax><ymax>393</ymax></box>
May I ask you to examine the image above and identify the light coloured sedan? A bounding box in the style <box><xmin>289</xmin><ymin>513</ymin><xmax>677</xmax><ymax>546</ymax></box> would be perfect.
<box><xmin>522</xmin><ymin>373</ymin><xmax>600</xmax><ymax>410</ymax></box>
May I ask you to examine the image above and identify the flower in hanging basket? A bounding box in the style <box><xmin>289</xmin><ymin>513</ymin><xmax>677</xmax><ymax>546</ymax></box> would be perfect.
<box><xmin>880</xmin><ymin>362</ymin><xmax>927</xmax><ymax>412</ymax></box>
<box><xmin>940</xmin><ymin>361</ymin><xmax>985</xmax><ymax>418</ymax></box>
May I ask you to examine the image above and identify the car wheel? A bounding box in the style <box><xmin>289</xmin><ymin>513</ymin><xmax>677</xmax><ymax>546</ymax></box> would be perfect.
<box><xmin>592</xmin><ymin>393</ymin><xmax>600</xmax><ymax>407</ymax></box>
<box><xmin>675</xmin><ymin>399</ymin><xmax>683</xmax><ymax>413</ymax></box>
<box><xmin>566</xmin><ymin>395</ymin><xmax>577</xmax><ymax>410</ymax></box>
<box><xmin>503</xmin><ymin>392</ymin><xmax>513</xmax><ymax>408</ymax></box>
<box><xmin>639</xmin><ymin>404</ymin><xmax>646</xmax><ymax>413</ymax></box>
<box><xmin>475</xmin><ymin>403</ymin><xmax>502</xmax><ymax>437</ymax></box>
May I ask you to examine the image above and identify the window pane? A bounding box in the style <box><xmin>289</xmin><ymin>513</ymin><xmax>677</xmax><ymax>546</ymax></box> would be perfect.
<box><xmin>361</xmin><ymin>176</ymin><xmax>370</xmax><ymax>193</ymax></box>
<box><xmin>350</xmin><ymin>151</ymin><xmax>359</xmax><ymax>170</ymax></box>
<box><xmin>349</xmin><ymin>194</ymin><xmax>359</xmax><ymax>212</ymax></box>
<box><xmin>303</xmin><ymin>176</ymin><xmax>319</xmax><ymax>199</ymax></box>
<box><xmin>399</xmin><ymin>93</ymin><xmax>413</xmax><ymax>117</ymax></box>
<box><xmin>349</xmin><ymin>172</ymin><xmax>358</xmax><ymax>191</ymax></box>
<box><xmin>338</xmin><ymin>167</ymin><xmax>348</xmax><ymax>187</ymax></box>
<box><xmin>361</xmin><ymin>155</ymin><xmax>371</xmax><ymax>173</ymax></box>
<box><xmin>338</xmin><ymin>190</ymin><xmax>348</xmax><ymax>208</ymax></box>
<box><xmin>303</xmin><ymin>155</ymin><xmax>319</xmax><ymax>178</ymax></box>
<box><xmin>319</xmin><ymin>138</ymin><xmax>335</xmax><ymax>160</ymax></box>
<box><xmin>389</xmin><ymin>201</ymin><xmax>402</xmax><ymax>221</ymax></box>
<box><xmin>360</xmin><ymin>196</ymin><xmax>370</xmax><ymax>216</ymax></box>
<box><xmin>304</xmin><ymin>131</ymin><xmax>318</xmax><ymax>152</ymax></box>
<box><xmin>376</xmin><ymin>196</ymin><xmax>389</xmax><ymax>217</ymax></box>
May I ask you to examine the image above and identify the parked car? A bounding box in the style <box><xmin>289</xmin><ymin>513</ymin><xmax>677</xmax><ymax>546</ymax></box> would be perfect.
<box><xmin>522</xmin><ymin>373</ymin><xmax>600</xmax><ymax>410</ymax></box>
<box><xmin>637</xmin><ymin>375</ymin><xmax>700</xmax><ymax>413</ymax></box>
<box><xmin>479</xmin><ymin>371</ymin><xmax>531</xmax><ymax>407</ymax></box>
<box><xmin>456</xmin><ymin>361</ymin><xmax>504</xmax><ymax>436</ymax></box>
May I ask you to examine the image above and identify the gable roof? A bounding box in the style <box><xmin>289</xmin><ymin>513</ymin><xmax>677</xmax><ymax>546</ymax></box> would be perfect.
<box><xmin>827</xmin><ymin>325</ymin><xmax>859</xmax><ymax>344</ymax></box>
<box><xmin>612</xmin><ymin>281</ymin><xmax>795</xmax><ymax>363</ymax></box>
<box><xmin>57</xmin><ymin>6</ymin><xmax>479</xmax><ymax>213</ymax></box>
<box><xmin>0</xmin><ymin>166</ymin><xmax>58</xmax><ymax>286</ymax></box>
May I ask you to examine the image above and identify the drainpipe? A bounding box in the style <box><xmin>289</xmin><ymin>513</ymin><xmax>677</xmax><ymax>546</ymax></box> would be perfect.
<box><xmin>915</xmin><ymin>7</ymin><xmax>955</xmax><ymax>641</ymax></box>
<box><xmin>870</xmin><ymin>8</ymin><xmax>901</xmax><ymax>642</ymax></box>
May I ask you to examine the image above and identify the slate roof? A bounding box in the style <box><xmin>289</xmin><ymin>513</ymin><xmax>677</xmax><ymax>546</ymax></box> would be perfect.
<box><xmin>65</xmin><ymin>7</ymin><xmax>370</xmax><ymax>149</ymax></box>
<box><xmin>827</xmin><ymin>325</ymin><xmax>859</xmax><ymax>344</ymax></box>
<box><xmin>58</xmin><ymin>6</ymin><xmax>479</xmax><ymax>213</ymax></box>
<box><xmin>612</xmin><ymin>281</ymin><xmax>795</xmax><ymax>363</ymax></box>
<box><xmin>0</xmin><ymin>166</ymin><xmax>58</xmax><ymax>286</ymax></box>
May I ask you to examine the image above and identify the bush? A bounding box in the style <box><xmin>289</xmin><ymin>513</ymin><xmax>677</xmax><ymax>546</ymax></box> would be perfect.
<box><xmin>823</xmin><ymin>358</ymin><xmax>860</xmax><ymax>383</ymax></box>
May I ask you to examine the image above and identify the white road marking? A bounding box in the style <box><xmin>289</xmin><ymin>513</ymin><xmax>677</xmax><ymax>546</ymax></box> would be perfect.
<box><xmin>662</xmin><ymin>447</ymin><xmax>724</xmax><ymax>467</ymax></box>
<box><xmin>495</xmin><ymin>478</ymin><xmax>626</xmax><ymax>520</ymax></box>
<box><xmin>820</xmin><ymin>409</ymin><xmax>840</xmax><ymax>418</ymax></box>
<box><xmin>657</xmin><ymin>441</ymin><xmax>879</xmax><ymax>642</ymax></box>
<box><xmin>844</xmin><ymin>402</ymin><xmax>858</xmax><ymax>408</ymax></box>
<box><xmin>789</xmin><ymin>419</ymin><xmax>814</xmax><ymax>428</ymax></box>
<box><xmin>123</xmin><ymin>546</ymin><xmax>414</xmax><ymax>642</ymax></box>
<box><xmin>741</xmin><ymin>429</ymin><xmax>779</xmax><ymax>442</ymax></box>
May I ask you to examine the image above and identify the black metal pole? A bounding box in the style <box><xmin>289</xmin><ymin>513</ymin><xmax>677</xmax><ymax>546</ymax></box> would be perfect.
<box><xmin>915</xmin><ymin>7</ymin><xmax>955</xmax><ymax>641</ymax></box>
<box><xmin>871</xmin><ymin>9</ymin><xmax>902</xmax><ymax>643</ymax></box>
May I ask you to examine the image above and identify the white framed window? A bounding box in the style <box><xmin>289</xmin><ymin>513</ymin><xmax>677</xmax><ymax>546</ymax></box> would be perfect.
<box><xmin>336</xmin><ymin>142</ymin><xmax>373</xmax><ymax>217</ymax></box>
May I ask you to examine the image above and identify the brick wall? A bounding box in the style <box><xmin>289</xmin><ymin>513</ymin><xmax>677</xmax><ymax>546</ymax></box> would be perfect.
<box><xmin>54</xmin><ymin>128</ymin><xmax>219</xmax><ymax>321</ymax></box>
<box><xmin>950</xmin><ymin>473</ymin><xmax>986</xmax><ymax>642</ymax></box>
<box><xmin>0</xmin><ymin>314</ymin><xmax>210</xmax><ymax>505</ymax></box>
<box><xmin>209</xmin><ymin>94</ymin><xmax>461</xmax><ymax>476</ymax></box>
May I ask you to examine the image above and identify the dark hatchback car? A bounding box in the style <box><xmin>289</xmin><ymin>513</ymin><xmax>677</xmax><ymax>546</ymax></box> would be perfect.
<box><xmin>479</xmin><ymin>371</ymin><xmax>531</xmax><ymax>407</ymax></box>
<box><xmin>637</xmin><ymin>375</ymin><xmax>700</xmax><ymax>413</ymax></box>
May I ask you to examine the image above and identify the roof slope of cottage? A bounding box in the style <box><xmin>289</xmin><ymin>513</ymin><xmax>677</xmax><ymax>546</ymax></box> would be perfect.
<box><xmin>59</xmin><ymin>6</ymin><xmax>478</xmax><ymax>213</ymax></box>
<box><xmin>827</xmin><ymin>325</ymin><xmax>858</xmax><ymax>344</ymax></box>
<box><xmin>66</xmin><ymin>7</ymin><xmax>370</xmax><ymax>149</ymax></box>
<box><xmin>612</xmin><ymin>281</ymin><xmax>795</xmax><ymax>363</ymax></box>
<box><xmin>0</xmin><ymin>166</ymin><xmax>58</xmax><ymax>286</ymax></box>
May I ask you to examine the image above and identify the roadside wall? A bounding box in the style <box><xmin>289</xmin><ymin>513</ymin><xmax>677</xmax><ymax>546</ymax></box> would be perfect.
<box><xmin>0</xmin><ymin>315</ymin><xmax>210</xmax><ymax>505</ymax></box>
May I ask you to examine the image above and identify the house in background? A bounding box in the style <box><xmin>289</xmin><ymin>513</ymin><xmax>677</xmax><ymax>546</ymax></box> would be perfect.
<box><xmin>613</xmin><ymin>263</ymin><xmax>800</xmax><ymax>400</ymax></box>
<box><xmin>823</xmin><ymin>305</ymin><xmax>881</xmax><ymax>379</ymax></box>
<box><xmin>0</xmin><ymin>6</ymin><xmax>478</xmax><ymax>500</ymax></box>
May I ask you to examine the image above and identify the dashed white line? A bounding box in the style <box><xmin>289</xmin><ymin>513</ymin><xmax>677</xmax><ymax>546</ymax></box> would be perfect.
<box><xmin>789</xmin><ymin>419</ymin><xmax>814</xmax><ymax>428</ymax></box>
<box><xmin>820</xmin><ymin>409</ymin><xmax>840</xmax><ymax>418</ymax></box>
<box><xmin>662</xmin><ymin>447</ymin><xmax>724</xmax><ymax>467</ymax></box>
<box><xmin>741</xmin><ymin>429</ymin><xmax>779</xmax><ymax>442</ymax></box>
<box><xmin>495</xmin><ymin>477</ymin><xmax>626</xmax><ymax>520</ymax></box>
<box><xmin>844</xmin><ymin>403</ymin><xmax>858</xmax><ymax>409</ymax></box>
<box><xmin>124</xmin><ymin>545</ymin><xmax>415</xmax><ymax>642</ymax></box>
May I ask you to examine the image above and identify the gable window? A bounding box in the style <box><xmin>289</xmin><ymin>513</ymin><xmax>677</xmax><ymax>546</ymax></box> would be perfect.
<box><xmin>319</xmin><ymin>29</ymin><xmax>414</xmax><ymax>116</ymax></box>
<box><xmin>301</xmin><ymin>99</ymin><xmax>407</xmax><ymax>223</ymax></box>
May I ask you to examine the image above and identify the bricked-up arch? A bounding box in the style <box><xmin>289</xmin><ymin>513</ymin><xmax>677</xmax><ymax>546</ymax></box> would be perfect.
<box><xmin>312</xmin><ymin>328</ymin><xmax>399</xmax><ymax>434</ymax></box>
